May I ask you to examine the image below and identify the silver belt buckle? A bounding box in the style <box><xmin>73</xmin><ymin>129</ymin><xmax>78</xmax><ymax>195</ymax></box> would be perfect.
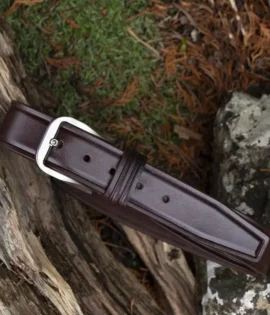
<box><xmin>36</xmin><ymin>117</ymin><xmax>99</xmax><ymax>193</ymax></box>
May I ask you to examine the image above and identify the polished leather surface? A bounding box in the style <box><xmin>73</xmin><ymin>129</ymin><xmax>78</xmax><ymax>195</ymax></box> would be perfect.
<box><xmin>1</xmin><ymin>101</ymin><xmax>270</xmax><ymax>276</ymax></box>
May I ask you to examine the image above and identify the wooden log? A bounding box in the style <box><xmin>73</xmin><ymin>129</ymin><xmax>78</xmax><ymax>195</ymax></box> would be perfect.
<box><xmin>0</xmin><ymin>18</ymin><xmax>196</xmax><ymax>315</ymax></box>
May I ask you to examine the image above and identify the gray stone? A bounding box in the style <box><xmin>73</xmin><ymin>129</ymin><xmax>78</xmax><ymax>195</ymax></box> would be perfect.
<box><xmin>202</xmin><ymin>92</ymin><xmax>270</xmax><ymax>315</ymax></box>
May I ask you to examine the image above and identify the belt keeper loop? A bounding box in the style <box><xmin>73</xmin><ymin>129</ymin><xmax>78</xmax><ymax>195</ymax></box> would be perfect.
<box><xmin>104</xmin><ymin>149</ymin><xmax>147</xmax><ymax>206</ymax></box>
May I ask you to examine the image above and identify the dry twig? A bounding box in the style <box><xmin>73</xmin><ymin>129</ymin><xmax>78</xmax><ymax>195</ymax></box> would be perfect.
<box><xmin>127</xmin><ymin>27</ymin><xmax>160</xmax><ymax>58</ymax></box>
<box><xmin>5</xmin><ymin>0</ymin><xmax>43</xmax><ymax>15</ymax></box>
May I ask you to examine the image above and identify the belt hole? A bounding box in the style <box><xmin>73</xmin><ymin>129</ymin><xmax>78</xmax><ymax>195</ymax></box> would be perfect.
<box><xmin>109</xmin><ymin>168</ymin><xmax>116</xmax><ymax>176</ymax></box>
<box><xmin>136</xmin><ymin>182</ymin><xmax>144</xmax><ymax>190</ymax></box>
<box><xmin>58</xmin><ymin>140</ymin><xmax>64</xmax><ymax>148</ymax></box>
<box><xmin>162</xmin><ymin>195</ymin><xmax>170</xmax><ymax>203</ymax></box>
<box><xmin>83</xmin><ymin>155</ymin><xmax>91</xmax><ymax>163</ymax></box>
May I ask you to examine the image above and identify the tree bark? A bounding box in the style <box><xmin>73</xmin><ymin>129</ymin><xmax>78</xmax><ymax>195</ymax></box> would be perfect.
<box><xmin>0</xmin><ymin>18</ymin><xmax>196</xmax><ymax>315</ymax></box>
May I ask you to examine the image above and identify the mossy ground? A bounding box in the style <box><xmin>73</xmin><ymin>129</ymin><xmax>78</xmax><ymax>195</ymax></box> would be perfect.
<box><xmin>1</xmin><ymin>0</ymin><xmax>186</xmax><ymax>174</ymax></box>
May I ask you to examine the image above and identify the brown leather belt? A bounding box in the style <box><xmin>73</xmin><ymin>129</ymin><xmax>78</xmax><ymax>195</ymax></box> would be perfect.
<box><xmin>1</xmin><ymin>101</ymin><xmax>270</xmax><ymax>276</ymax></box>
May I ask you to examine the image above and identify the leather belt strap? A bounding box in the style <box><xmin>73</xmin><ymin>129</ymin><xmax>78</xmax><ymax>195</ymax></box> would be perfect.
<box><xmin>1</xmin><ymin>101</ymin><xmax>270</xmax><ymax>276</ymax></box>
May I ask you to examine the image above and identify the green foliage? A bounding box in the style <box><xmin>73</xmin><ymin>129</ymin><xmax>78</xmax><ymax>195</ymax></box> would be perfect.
<box><xmin>1</xmin><ymin>0</ymin><xmax>186</xmax><ymax>167</ymax></box>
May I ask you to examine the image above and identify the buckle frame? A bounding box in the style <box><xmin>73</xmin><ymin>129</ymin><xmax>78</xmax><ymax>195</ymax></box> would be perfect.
<box><xmin>36</xmin><ymin>117</ymin><xmax>99</xmax><ymax>192</ymax></box>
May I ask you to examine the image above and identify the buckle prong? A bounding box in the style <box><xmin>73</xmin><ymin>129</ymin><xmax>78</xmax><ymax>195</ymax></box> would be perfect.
<box><xmin>49</xmin><ymin>138</ymin><xmax>59</xmax><ymax>147</ymax></box>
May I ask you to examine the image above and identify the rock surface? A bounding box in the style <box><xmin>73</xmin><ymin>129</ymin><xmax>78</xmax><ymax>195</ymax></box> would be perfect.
<box><xmin>202</xmin><ymin>92</ymin><xmax>270</xmax><ymax>315</ymax></box>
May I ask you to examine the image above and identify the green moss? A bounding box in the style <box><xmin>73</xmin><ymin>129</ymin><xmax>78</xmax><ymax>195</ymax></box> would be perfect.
<box><xmin>1</xmin><ymin>0</ymin><xmax>186</xmax><ymax>168</ymax></box>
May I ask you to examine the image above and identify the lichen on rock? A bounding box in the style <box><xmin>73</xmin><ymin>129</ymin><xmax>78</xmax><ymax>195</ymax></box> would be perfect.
<box><xmin>202</xmin><ymin>92</ymin><xmax>270</xmax><ymax>315</ymax></box>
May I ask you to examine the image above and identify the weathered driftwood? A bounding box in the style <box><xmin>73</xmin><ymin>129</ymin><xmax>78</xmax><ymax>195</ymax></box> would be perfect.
<box><xmin>0</xmin><ymin>18</ymin><xmax>196</xmax><ymax>315</ymax></box>
<box><xmin>123</xmin><ymin>227</ymin><xmax>196</xmax><ymax>315</ymax></box>
<box><xmin>202</xmin><ymin>92</ymin><xmax>270</xmax><ymax>314</ymax></box>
